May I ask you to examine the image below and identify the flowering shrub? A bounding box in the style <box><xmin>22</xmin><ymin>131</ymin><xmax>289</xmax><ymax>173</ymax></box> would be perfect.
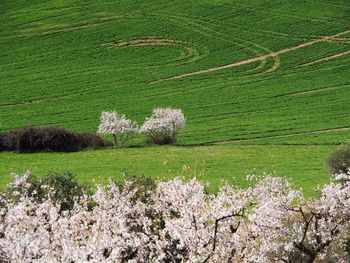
<box><xmin>1</xmin><ymin>171</ymin><xmax>350</xmax><ymax>262</ymax></box>
<box><xmin>98</xmin><ymin>111</ymin><xmax>138</xmax><ymax>146</ymax></box>
<box><xmin>14</xmin><ymin>171</ymin><xmax>86</xmax><ymax>212</ymax></box>
<box><xmin>140</xmin><ymin>108</ymin><xmax>185</xmax><ymax>144</ymax></box>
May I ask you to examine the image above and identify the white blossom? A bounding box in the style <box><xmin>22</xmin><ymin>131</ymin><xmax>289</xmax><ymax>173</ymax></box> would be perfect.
<box><xmin>97</xmin><ymin>111</ymin><xmax>138</xmax><ymax>146</ymax></box>
<box><xmin>333</xmin><ymin>168</ymin><xmax>350</xmax><ymax>182</ymax></box>
<box><xmin>140</xmin><ymin>108</ymin><xmax>185</xmax><ymax>144</ymax></box>
<box><xmin>0</xmin><ymin>173</ymin><xmax>349</xmax><ymax>262</ymax></box>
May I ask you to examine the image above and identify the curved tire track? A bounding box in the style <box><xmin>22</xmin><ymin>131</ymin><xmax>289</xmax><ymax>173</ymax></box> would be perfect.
<box><xmin>152</xmin><ymin>30</ymin><xmax>350</xmax><ymax>83</ymax></box>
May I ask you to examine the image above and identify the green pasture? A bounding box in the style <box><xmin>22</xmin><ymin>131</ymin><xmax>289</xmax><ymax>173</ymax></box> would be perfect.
<box><xmin>0</xmin><ymin>0</ymin><xmax>349</xmax><ymax>192</ymax></box>
<box><xmin>0</xmin><ymin>145</ymin><xmax>336</xmax><ymax>198</ymax></box>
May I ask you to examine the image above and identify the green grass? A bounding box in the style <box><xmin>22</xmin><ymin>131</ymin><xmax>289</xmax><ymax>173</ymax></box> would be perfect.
<box><xmin>0</xmin><ymin>0</ymin><xmax>349</xmax><ymax>192</ymax></box>
<box><xmin>0</xmin><ymin>145</ymin><xmax>336</xmax><ymax>198</ymax></box>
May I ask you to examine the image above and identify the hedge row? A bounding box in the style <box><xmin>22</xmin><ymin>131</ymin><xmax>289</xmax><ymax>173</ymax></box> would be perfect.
<box><xmin>0</xmin><ymin>126</ymin><xmax>112</xmax><ymax>153</ymax></box>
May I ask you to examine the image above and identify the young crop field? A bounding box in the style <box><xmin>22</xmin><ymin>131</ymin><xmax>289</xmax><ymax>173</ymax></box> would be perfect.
<box><xmin>0</xmin><ymin>0</ymin><xmax>349</xmax><ymax>194</ymax></box>
<box><xmin>0</xmin><ymin>145</ymin><xmax>336</xmax><ymax>198</ymax></box>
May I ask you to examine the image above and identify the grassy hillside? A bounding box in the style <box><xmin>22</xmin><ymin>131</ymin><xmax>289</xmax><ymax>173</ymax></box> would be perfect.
<box><xmin>1</xmin><ymin>0</ymin><xmax>349</xmax><ymax>143</ymax></box>
<box><xmin>0</xmin><ymin>0</ymin><xmax>349</xmax><ymax>193</ymax></box>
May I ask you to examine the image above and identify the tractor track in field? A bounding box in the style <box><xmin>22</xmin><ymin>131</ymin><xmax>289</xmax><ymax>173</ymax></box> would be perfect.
<box><xmin>274</xmin><ymin>84</ymin><xmax>350</xmax><ymax>97</ymax></box>
<box><xmin>210</xmin><ymin>126</ymin><xmax>350</xmax><ymax>145</ymax></box>
<box><xmin>296</xmin><ymin>50</ymin><xmax>350</xmax><ymax>68</ymax></box>
<box><xmin>111</xmin><ymin>38</ymin><xmax>180</xmax><ymax>47</ymax></box>
<box><xmin>152</xmin><ymin>29</ymin><xmax>350</xmax><ymax>83</ymax></box>
<box><xmin>151</xmin><ymin>12</ymin><xmax>277</xmax><ymax>76</ymax></box>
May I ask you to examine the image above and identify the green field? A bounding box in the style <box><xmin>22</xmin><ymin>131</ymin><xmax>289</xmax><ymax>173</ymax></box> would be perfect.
<box><xmin>0</xmin><ymin>0</ymin><xmax>349</xmax><ymax>195</ymax></box>
<box><xmin>0</xmin><ymin>145</ymin><xmax>336</xmax><ymax>198</ymax></box>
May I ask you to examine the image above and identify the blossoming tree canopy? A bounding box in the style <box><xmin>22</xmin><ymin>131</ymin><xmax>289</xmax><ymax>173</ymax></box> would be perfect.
<box><xmin>1</xmin><ymin>171</ymin><xmax>350</xmax><ymax>262</ymax></box>
<box><xmin>140</xmin><ymin>108</ymin><xmax>186</xmax><ymax>144</ymax></box>
<box><xmin>97</xmin><ymin>111</ymin><xmax>137</xmax><ymax>146</ymax></box>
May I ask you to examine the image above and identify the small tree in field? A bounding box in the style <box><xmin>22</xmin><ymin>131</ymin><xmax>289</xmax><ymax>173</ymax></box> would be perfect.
<box><xmin>140</xmin><ymin>108</ymin><xmax>185</xmax><ymax>144</ymax></box>
<box><xmin>98</xmin><ymin>111</ymin><xmax>138</xmax><ymax>146</ymax></box>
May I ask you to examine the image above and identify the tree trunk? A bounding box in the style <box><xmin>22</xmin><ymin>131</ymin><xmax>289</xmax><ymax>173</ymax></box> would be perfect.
<box><xmin>113</xmin><ymin>134</ymin><xmax>117</xmax><ymax>146</ymax></box>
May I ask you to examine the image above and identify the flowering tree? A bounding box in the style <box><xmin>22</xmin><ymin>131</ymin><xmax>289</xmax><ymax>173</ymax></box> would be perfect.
<box><xmin>140</xmin><ymin>108</ymin><xmax>185</xmax><ymax>144</ymax></box>
<box><xmin>1</xmin><ymin>171</ymin><xmax>350</xmax><ymax>262</ymax></box>
<box><xmin>97</xmin><ymin>111</ymin><xmax>138</xmax><ymax>146</ymax></box>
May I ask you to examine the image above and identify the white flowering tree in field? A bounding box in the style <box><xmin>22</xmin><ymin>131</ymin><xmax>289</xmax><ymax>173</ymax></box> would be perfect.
<box><xmin>140</xmin><ymin>108</ymin><xmax>185</xmax><ymax>144</ymax></box>
<box><xmin>1</xmin><ymin>170</ymin><xmax>350</xmax><ymax>262</ymax></box>
<box><xmin>97</xmin><ymin>111</ymin><xmax>138</xmax><ymax>146</ymax></box>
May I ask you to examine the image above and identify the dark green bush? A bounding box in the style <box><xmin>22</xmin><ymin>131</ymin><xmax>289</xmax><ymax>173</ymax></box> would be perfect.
<box><xmin>148</xmin><ymin>134</ymin><xmax>176</xmax><ymax>145</ymax></box>
<box><xmin>31</xmin><ymin>171</ymin><xmax>87</xmax><ymax>211</ymax></box>
<box><xmin>346</xmin><ymin>234</ymin><xmax>350</xmax><ymax>259</ymax></box>
<box><xmin>285</xmin><ymin>249</ymin><xmax>312</xmax><ymax>263</ymax></box>
<box><xmin>326</xmin><ymin>143</ymin><xmax>350</xmax><ymax>175</ymax></box>
<box><xmin>115</xmin><ymin>174</ymin><xmax>156</xmax><ymax>203</ymax></box>
<box><xmin>4</xmin><ymin>171</ymin><xmax>156</xmax><ymax>211</ymax></box>
<box><xmin>6</xmin><ymin>171</ymin><xmax>87</xmax><ymax>212</ymax></box>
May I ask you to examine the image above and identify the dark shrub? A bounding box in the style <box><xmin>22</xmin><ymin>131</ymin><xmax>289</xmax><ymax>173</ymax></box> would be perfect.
<box><xmin>79</xmin><ymin>132</ymin><xmax>112</xmax><ymax>149</ymax></box>
<box><xmin>0</xmin><ymin>126</ymin><xmax>112</xmax><ymax>153</ymax></box>
<box><xmin>148</xmin><ymin>134</ymin><xmax>176</xmax><ymax>145</ymax></box>
<box><xmin>0</xmin><ymin>132</ymin><xmax>9</xmax><ymax>151</ymax></box>
<box><xmin>17</xmin><ymin>126</ymin><xmax>81</xmax><ymax>152</ymax></box>
<box><xmin>346</xmin><ymin>234</ymin><xmax>350</xmax><ymax>259</ymax></box>
<box><xmin>115</xmin><ymin>174</ymin><xmax>156</xmax><ymax>203</ymax></box>
<box><xmin>327</xmin><ymin>143</ymin><xmax>350</xmax><ymax>175</ymax></box>
<box><xmin>32</xmin><ymin>171</ymin><xmax>86</xmax><ymax>212</ymax></box>
<box><xmin>1</xmin><ymin>131</ymin><xmax>18</xmax><ymax>150</ymax></box>
<box><xmin>7</xmin><ymin>171</ymin><xmax>86</xmax><ymax>212</ymax></box>
<box><xmin>285</xmin><ymin>249</ymin><xmax>311</xmax><ymax>263</ymax></box>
